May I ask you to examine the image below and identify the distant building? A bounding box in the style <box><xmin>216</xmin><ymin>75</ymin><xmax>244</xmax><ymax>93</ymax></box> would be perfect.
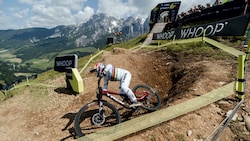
<box><xmin>107</xmin><ymin>37</ymin><xmax>115</xmax><ymax>44</ymax></box>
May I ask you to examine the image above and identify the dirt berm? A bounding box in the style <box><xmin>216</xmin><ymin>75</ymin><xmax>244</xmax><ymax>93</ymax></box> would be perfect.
<box><xmin>0</xmin><ymin>47</ymin><xmax>250</xmax><ymax>141</ymax></box>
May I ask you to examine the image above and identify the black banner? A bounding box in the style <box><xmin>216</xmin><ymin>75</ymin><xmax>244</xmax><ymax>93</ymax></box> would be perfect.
<box><xmin>54</xmin><ymin>54</ymin><xmax>78</xmax><ymax>72</ymax></box>
<box><xmin>153</xmin><ymin>14</ymin><xmax>250</xmax><ymax>40</ymax></box>
<box><xmin>149</xmin><ymin>1</ymin><xmax>181</xmax><ymax>29</ymax></box>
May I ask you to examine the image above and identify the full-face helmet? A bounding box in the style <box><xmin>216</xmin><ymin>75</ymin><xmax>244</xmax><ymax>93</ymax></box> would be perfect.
<box><xmin>94</xmin><ymin>62</ymin><xmax>105</xmax><ymax>74</ymax></box>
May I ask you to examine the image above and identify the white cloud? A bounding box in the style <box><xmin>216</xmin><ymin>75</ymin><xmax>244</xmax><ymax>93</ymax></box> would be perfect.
<box><xmin>74</xmin><ymin>6</ymin><xmax>94</xmax><ymax>23</ymax></box>
<box><xmin>32</xmin><ymin>5</ymin><xmax>72</xmax><ymax>19</ymax></box>
<box><xmin>1</xmin><ymin>0</ymin><xmax>215</xmax><ymax>29</ymax></box>
<box><xmin>13</xmin><ymin>8</ymin><xmax>29</xmax><ymax>19</ymax></box>
<box><xmin>97</xmin><ymin>0</ymin><xmax>131</xmax><ymax>18</ymax></box>
<box><xmin>0</xmin><ymin>10</ymin><xmax>8</xmax><ymax>24</ymax></box>
<box><xmin>49</xmin><ymin>0</ymin><xmax>88</xmax><ymax>11</ymax></box>
<box><xmin>96</xmin><ymin>0</ymin><xmax>215</xmax><ymax>20</ymax></box>
<box><xmin>19</xmin><ymin>0</ymin><xmax>90</xmax><ymax>28</ymax></box>
<box><xmin>25</xmin><ymin>5</ymin><xmax>75</xmax><ymax>28</ymax></box>
<box><xmin>19</xmin><ymin>0</ymin><xmax>87</xmax><ymax>10</ymax></box>
<box><xmin>0</xmin><ymin>10</ymin><xmax>17</xmax><ymax>29</ymax></box>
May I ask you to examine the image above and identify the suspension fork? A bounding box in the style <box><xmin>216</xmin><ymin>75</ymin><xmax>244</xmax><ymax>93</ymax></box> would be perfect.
<box><xmin>97</xmin><ymin>87</ymin><xmax>104</xmax><ymax>116</ymax></box>
<box><xmin>98</xmin><ymin>101</ymin><xmax>104</xmax><ymax>118</ymax></box>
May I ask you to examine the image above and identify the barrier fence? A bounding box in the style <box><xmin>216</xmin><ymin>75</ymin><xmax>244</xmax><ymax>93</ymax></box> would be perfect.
<box><xmin>73</xmin><ymin>34</ymin><xmax>249</xmax><ymax>140</ymax></box>
<box><xmin>1</xmin><ymin>31</ymin><xmax>248</xmax><ymax>140</ymax></box>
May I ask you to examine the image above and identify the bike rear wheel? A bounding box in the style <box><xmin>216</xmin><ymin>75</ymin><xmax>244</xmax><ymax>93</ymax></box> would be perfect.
<box><xmin>74</xmin><ymin>100</ymin><xmax>121</xmax><ymax>137</ymax></box>
<box><xmin>132</xmin><ymin>84</ymin><xmax>161</xmax><ymax>111</ymax></box>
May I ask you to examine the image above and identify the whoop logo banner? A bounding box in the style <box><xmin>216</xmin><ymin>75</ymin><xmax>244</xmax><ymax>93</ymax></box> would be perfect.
<box><xmin>54</xmin><ymin>54</ymin><xmax>78</xmax><ymax>72</ymax></box>
<box><xmin>153</xmin><ymin>14</ymin><xmax>250</xmax><ymax>40</ymax></box>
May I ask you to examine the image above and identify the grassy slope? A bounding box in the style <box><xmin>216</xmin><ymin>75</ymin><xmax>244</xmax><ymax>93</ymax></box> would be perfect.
<box><xmin>0</xmin><ymin>33</ymin><xmax>241</xmax><ymax>102</ymax></box>
<box><xmin>0</xmin><ymin>34</ymin><xmax>148</xmax><ymax>101</ymax></box>
<box><xmin>0</xmin><ymin>46</ymin><xmax>97</xmax><ymax>85</ymax></box>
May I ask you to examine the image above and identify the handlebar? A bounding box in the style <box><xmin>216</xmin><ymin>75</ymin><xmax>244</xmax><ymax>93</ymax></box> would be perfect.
<box><xmin>90</xmin><ymin>68</ymin><xmax>96</xmax><ymax>73</ymax></box>
<box><xmin>90</xmin><ymin>68</ymin><xmax>102</xmax><ymax>87</ymax></box>
<box><xmin>90</xmin><ymin>69</ymin><xmax>103</xmax><ymax>101</ymax></box>
<box><xmin>97</xmin><ymin>76</ymin><xmax>103</xmax><ymax>101</ymax></box>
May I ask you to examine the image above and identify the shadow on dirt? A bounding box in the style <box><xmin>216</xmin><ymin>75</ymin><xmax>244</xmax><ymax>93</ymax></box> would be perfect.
<box><xmin>54</xmin><ymin>87</ymin><xmax>78</xmax><ymax>96</ymax></box>
<box><xmin>166</xmin><ymin>65</ymin><xmax>204</xmax><ymax>103</ymax></box>
<box><xmin>142</xmin><ymin>49</ymin><xmax>205</xmax><ymax>105</ymax></box>
<box><xmin>60</xmin><ymin>127</ymin><xmax>76</xmax><ymax>141</ymax></box>
<box><xmin>60</xmin><ymin>112</ymin><xmax>77</xmax><ymax>141</ymax></box>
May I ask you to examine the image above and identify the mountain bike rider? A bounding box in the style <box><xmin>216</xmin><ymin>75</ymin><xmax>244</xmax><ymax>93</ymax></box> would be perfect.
<box><xmin>91</xmin><ymin>62</ymin><xmax>142</xmax><ymax>107</ymax></box>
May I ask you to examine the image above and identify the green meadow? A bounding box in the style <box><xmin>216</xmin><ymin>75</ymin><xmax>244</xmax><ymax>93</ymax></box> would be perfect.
<box><xmin>0</xmin><ymin>47</ymin><xmax>97</xmax><ymax>85</ymax></box>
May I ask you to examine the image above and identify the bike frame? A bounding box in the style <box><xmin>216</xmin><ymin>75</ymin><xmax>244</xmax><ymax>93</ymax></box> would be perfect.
<box><xmin>96</xmin><ymin>77</ymin><xmax>149</xmax><ymax>109</ymax></box>
<box><xmin>74</xmin><ymin>75</ymin><xmax>161</xmax><ymax>137</ymax></box>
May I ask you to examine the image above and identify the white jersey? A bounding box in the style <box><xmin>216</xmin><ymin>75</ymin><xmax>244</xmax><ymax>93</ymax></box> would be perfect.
<box><xmin>104</xmin><ymin>64</ymin><xmax>127</xmax><ymax>80</ymax></box>
<box><xmin>103</xmin><ymin>64</ymin><xmax>128</xmax><ymax>89</ymax></box>
<box><xmin>102</xmin><ymin>64</ymin><xmax>137</xmax><ymax>102</ymax></box>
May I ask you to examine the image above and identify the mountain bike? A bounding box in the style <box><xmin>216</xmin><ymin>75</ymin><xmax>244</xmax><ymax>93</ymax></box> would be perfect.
<box><xmin>74</xmin><ymin>77</ymin><xmax>161</xmax><ymax>137</ymax></box>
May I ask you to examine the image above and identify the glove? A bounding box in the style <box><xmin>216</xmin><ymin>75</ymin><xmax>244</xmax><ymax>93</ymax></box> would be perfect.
<box><xmin>102</xmin><ymin>89</ymin><xmax>108</xmax><ymax>94</ymax></box>
<box><xmin>97</xmin><ymin>72</ymin><xmax>104</xmax><ymax>78</ymax></box>
<box><xmin>90</xmin><ymin>68</ymin><xmax>96</xmax><ymax>73</ymax></box>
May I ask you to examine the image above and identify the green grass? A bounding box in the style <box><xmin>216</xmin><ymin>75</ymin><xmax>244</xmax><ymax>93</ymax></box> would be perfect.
<box><xmin>26</xmin><ymin>46</ymin><xmax>98</xmax><ymax>70</ymax></box>
<box><xmin>14</xmin><ymin>73</ymin><xmax>34</xmax><ymax>77</ymax></box>
<box><xmin>0</xmin><ymin>46</ymin><xmax>98</xmax><ymax>81</ymax></box>
<box><xmin>0</xmin><ymin>52</ymin><xmax>22</xmax><ymax>63</ymax></box>
<box><xmin>0</xmin><ymin>68</ymin><xmax>63</xmax><ymax>102</ymax></box>
<box><xmin>24</xmin><ymin>58</ymin><xmax>51</xmax><ymax>70</ymax></box>
<box><xmin>0</xmin><ymin>36</ymin><xmax>148</xmax><ymax>102</ymax></box>
<box><xmin>150</xmin><ymin>40</ymin><xmax>171</xmax><ymax>46</ymax></box>
<box><xmin>0</xmin><ymin>53</ymin><xmax>15</xmax><ymax>59</ymax></box>
<box><xmin>0</xmin><ymin>35</ymin><xmax>242</xmax><ymax>103</ymax></box>
<box><xmin>164</xmin><ymin>41</ymin><xmax>235</xmax><ymax>60</ymax></box>
<box><xmin>56</xmin><ymin>47</ymin><xmax>97</xmax><ymax>55</ymax></box>
<box><xmin>105</xmin><ymin>34</ymin><xmax>148</xmax><ymax>50</ymax></box>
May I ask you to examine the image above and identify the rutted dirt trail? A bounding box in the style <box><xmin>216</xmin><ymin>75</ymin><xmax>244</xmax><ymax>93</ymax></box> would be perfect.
<box><xmin>0</xmin><ymin>47</ymin><xmax>249</xmax><ymax>141</ymax></box>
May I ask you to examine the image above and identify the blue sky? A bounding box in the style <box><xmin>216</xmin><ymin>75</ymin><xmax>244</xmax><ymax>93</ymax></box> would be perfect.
<box><xmin>0</xmin><ymin>0</ymin><xmax>214</xmax><ymax>30</ymax></box>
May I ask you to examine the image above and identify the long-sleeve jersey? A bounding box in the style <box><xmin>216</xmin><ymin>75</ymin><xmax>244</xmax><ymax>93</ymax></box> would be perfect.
<box><xmin>102</xmin><ymin>64</ymin><xmax>129</xmax><ymax>90</ymax></box>
<box><xmin>100</xmin><ymin>64</ymin><xmax>137</xmax><ymax>102</ymax></box>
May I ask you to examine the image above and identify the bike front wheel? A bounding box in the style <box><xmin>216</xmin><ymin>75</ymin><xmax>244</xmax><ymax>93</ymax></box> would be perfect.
<box><xmin>132</xmin><ymin>84</ymin><xmax>161</xmax><ymax>111</ymax></box>
<box><xmin>74</xmin><ymin>100</ymin><xmax>121</xmax><ymax>137</ymax></box>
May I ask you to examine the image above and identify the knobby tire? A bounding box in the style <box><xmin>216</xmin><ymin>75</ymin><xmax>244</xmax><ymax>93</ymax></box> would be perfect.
<box><xmin>132</xmin><ymin>84</ymin><xmax>161</xmax><ymax>111</ymax></box>
<box><xmin>74</xmin><ymin>100</ymin><xmax>121</xmax><ymax>138</ymax></box>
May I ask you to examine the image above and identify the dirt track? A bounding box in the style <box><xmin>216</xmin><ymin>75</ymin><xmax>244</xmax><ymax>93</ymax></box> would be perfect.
<box><xmin>0</xmin><ymin>47</ymin><xmax>250</xmax><ymax>141</ymax></box>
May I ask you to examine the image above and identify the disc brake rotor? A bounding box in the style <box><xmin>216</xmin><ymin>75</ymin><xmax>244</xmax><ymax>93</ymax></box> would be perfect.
<box><xmin>91</xmin><ymin>113</ymin><xmax>106</xmax><ymax>125</ymax></box>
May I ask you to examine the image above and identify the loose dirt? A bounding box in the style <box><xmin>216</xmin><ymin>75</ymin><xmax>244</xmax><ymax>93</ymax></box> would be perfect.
<box><xmin>0</xmin><ymin>47</ymin><xmax>250</xmax><ymax>141</ymax></box>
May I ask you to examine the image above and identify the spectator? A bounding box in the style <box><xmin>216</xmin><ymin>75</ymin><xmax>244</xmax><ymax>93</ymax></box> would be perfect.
<box><xmin>206</xmin><ymin>3</ymin><xmax>211</xmax><ymax>8</ymax></box>
<box><xmin>213</xmin><ymin>0</ymin><xmax>222</xmax><ymax>6</ymax></box>
<box><xmin>198</xmin><ymin>4</ymin><xmax>205</xmax><ymax>11</ymax></box>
